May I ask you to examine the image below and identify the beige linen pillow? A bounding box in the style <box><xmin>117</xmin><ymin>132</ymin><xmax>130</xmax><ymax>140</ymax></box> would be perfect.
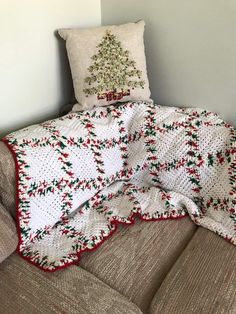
<box><xmin>59</xmin><ymin>21</ymin><xmax>152</xmax><ymax>111</ymax></box>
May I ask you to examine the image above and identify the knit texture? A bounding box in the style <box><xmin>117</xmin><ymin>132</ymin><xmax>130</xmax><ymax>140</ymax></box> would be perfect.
<box><xmin>2</xmin><ymin>102</ymin><xmax>236</xmax><ymax>271</ymax></box>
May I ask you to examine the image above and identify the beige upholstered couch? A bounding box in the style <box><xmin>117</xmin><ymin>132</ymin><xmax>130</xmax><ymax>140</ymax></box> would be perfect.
<box><xmin>0</xmin><ymin>141</ymin><xmax>235</xmax><ymax>314</ymax></box>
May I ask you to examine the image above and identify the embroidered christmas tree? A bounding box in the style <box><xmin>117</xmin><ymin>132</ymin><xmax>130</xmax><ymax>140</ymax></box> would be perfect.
<box><xmin>83</xmin><ymin>30</ymin><xmax>146</xmax><ymax>102</ymax></box>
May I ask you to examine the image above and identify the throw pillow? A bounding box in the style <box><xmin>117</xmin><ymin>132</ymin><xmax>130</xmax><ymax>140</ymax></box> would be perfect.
<box><xmin>58</xmin><ymin>21</ymin><xmax>152</xmax><ymax>111</ymax></box>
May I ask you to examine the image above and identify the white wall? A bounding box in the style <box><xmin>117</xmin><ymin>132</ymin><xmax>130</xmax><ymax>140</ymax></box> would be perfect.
<box><xmin>101</xmin><ymin>0</ymin><xmax>236</xmax><ymax>126</ymax></box>
<box><xmin>0</xmin><ymin>0</ymin><xmax>101</xmax><ymax>136</ymax></box>
<box><xmin>2</xmin><ymin>0</ymin><xmax>235</xmax><ymax>134</ymax></box>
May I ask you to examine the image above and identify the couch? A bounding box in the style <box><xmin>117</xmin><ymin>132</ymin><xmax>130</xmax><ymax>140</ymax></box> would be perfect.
<box><xmin>0</xmin><ymin>140</ymin><xmax>236</xmax><ymax>314</ymax></box>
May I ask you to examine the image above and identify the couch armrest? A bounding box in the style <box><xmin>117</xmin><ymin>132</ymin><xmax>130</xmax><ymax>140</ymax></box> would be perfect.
<box><xmin>0</xmin><ymin>142</ymin><xmax>16</xmax><ymax>218</ymax></box>
<box><xmin>0</xmin><ymin>203</ymin><xmax>18</xmax><ymax>263</ymax></box>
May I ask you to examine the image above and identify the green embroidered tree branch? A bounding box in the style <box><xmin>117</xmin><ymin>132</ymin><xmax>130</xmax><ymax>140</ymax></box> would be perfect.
<box><xmin>83</xmin><ymin>30</ymin><xmax>145</xmax><ymax>101</ymax></box>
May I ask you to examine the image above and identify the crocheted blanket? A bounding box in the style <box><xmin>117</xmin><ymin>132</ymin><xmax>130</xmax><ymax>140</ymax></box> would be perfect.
<box><xmin>2</xmin><ymin>102</ymin><xmax>236</xmax><ymax>271</ymax></box>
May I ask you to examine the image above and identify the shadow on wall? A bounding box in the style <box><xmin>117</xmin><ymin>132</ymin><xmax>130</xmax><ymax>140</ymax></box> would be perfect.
<box><xmin>55</xmin><ymin>30</ymin><xmax>76</xmax><ymax>110</ymax></box>
<box><xmin>0</xmin><ymin>32</ymin><xmax>75</xmax><ymax>139</ymax></box>
<box><xmin>0</xmin><ymin>115</ymin><xmax>52</xmax><ymax>139</ymax></box>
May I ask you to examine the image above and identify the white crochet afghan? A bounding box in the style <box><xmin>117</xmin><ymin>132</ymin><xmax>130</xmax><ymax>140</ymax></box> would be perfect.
<box><xmin>2</xmin><ymin>102</ymin><xmax>236</xmax><ymax>271</ymax></box>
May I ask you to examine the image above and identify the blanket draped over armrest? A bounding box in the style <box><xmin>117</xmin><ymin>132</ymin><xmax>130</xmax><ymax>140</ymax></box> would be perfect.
<box><xmin>2</xmin><ymin>102</ymin><xmax>236</xmax><ymax>271</ymax></box>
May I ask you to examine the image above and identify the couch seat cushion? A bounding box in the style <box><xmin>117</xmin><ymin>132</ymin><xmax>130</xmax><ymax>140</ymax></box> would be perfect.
<box><xmin>80</xmin><ymin>217</ymin><xmax>196</xmax><ymax>313</ymax></box>
<box><xmin>0</xmin><ymin>253</ymin><xmax>142</xmax><ymax>314</ymax></box>
<box><xmin>149</xmin><ymin>227</ymin><xmax>236</xmax><ymax>314</ymax></box>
